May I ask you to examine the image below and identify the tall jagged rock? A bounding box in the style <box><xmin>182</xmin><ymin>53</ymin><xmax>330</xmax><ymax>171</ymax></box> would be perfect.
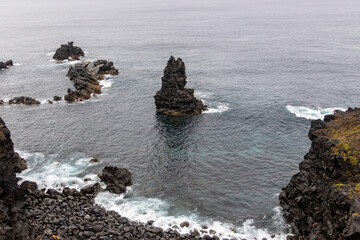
<box><xmin>154</xmin><ymin>56</ymin><xmax>207</xmax><ymax>116</ymax></box>
<box><xmin>53</xmin><ymin>41</ymin><xmax>84</xmax><ymax>60</ymax></box>
<box><xmin>280</xmin><ymin>108</ymin><xmax>360</xmax><ymax>240</ymax></box>
<box><xmin>0</xmin><ymin>117</ymin><xmax>29</xmax><ymax>239</ymax></box>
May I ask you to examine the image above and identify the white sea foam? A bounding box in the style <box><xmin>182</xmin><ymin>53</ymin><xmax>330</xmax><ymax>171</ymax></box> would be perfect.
<box><xmin>13</xmin><ymin>63</ymin><xmax>23</xmax><ymax>66</ymax></box>
<box><xmin>17</xmin><ymin>150</ymin><xmax>100</xmax><ymax>191</ymax></box>
<box><xmin>101</xmin><ymin>78</ymin><xmax>114</xmax><ymax>88</ymax></box>
<box><xmin>195</xmin><ymin>91</ymin><xmax>229</xmax><ymax>114</ymax></box>
<box><xmin>95</xmin><ymin>192</ymin><xmax>288</xmax><ymax>240</ymax></box>
<box><xmin>204</xmin><ymin>104</ymin><xmax>229</xmax><ymax>114</ymax></box>
<box><xmin>286</xmin><ymin>105</ymin><xmax>346</xmax><ymax>120</ymax></box>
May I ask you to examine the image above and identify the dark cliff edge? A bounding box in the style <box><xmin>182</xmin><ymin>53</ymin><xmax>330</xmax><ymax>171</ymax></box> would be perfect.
<box><xmin>0</xmin><ymin>117</ymin><xmax>28</xmax><ymax>239</ymax></box>
<box><xmin>280</xmin><ymin>108</ymin><xmax>360</xmax><ymax>240</ymax></box>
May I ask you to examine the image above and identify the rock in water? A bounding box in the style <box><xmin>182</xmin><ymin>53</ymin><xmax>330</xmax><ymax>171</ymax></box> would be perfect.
<box><xmin>53</xmin><ymin>41</ymin><xmax>84</xmax><ymax>60</ymax></box>
<box><xmin>280</xmin><ymin>108</ymin><xmax>360</xmax><ymax>240</ymax></box>
<box><xmin>64</xmin><ymin>60</ymin><xmax>118</xmax><ymax>102</ymax></box>
<box><xmin>154</xmin><ymin>56</ymin><xmax>207</xmax><ymax>116</ymax></box>
<box><xmin>0</xmin><ymin>117</ymin><xmax>29</xmax><ymax>239</ymax></box>
<box><xmin>9</xmin><ymin>96</ymin><xmax>40</xmax><ymax>105</ymax></box>
<box><xmin>99</xmin><ymin>166</ymin><xmax>132</xmax><ymax>194</ymax></box>
<box><xmin>0</xmin><ymin>59</ymin><xmax>13</xmax><ymax>69</ymax></box>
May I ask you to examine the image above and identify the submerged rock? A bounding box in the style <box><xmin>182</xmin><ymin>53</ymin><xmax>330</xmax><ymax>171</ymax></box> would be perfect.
<box><xmin>154</xmin><ymin>56</ymin><xmax>207</xmax><ymax>115</ymax></box>
<box><xmin>9</xmin><ymin>96</ymin><xmax>40</xmax><ymax>105</ymax></box>
<box><xmin>99</xmin><ymin>166</ymin><xmax>132</xmax><ymax>194</ymax></box>
<box><xmin>280</xmin><ymin>108</ymin><xmax>360</xmax><ymax>239</ymax></box>
<box><xmin>53</xmin><ymin>41</ymin><xmax>84</xmax><ymax>60</ymax></box>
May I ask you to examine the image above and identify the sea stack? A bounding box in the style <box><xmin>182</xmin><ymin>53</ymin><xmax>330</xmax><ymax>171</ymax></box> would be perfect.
<box><xmin>154</xmin><ymin>56</ymin><xmax>207</xmax><ymax>116</ymax></box>
<box><xmin>53</xmin><ymin>41</ymin><xmax>84</xmax><ymax>60</ymax></box>
<box><xmin>280</xmin><ymin>108</ymin><xmax>360</xmax><ymax>239</ymax></box>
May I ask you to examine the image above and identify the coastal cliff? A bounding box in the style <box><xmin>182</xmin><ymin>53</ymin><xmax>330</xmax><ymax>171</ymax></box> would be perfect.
<box><xmin>280</xmin><ymin>108</ymin><xmax>360</xmax><ymax>239</ymax></box>
<box><xmin>0</xmin><ymin>117</ymin><xmax>28</xmax><ymax>239</ymax></box>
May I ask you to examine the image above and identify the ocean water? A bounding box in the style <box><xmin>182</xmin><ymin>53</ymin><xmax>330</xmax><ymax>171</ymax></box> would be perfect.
<box><xmin>1</xmin><ymin>0</ymin><xmax>360</xmax><ymax>239</ymax></box>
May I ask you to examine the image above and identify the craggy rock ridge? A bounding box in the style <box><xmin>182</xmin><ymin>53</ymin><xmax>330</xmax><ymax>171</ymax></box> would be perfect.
<box><xmin>0</xmin><ymin>60</ymin><xmax>13</xmax><ymax>69</ymax></box>
<box><xmin>280</xmin><ymin>108</ymin><xmax>360</xmax><ymax>240</ymax></box>
<box><xmin>154</xmin><ymin>56</ymin><xmax>208</xmax><ymax>116</ymax></box>
<box><xmin>53</xmin><ymin>41</ymin><xmax>84</xmax><ymax>61</ymax></box>
<box><xmin>9</xmin><ymin>96</ymin><xmax>40</xmax><ymax>105</ymax></box>
<box><xmin>0</xmin><ymin>117</ymin><xmax>28</xmax><ymax>239</ymax></box>
<box><xmin>64</xmin><ymin>60</ymin><xmax>119</xmax><ymax>102</ymax></box>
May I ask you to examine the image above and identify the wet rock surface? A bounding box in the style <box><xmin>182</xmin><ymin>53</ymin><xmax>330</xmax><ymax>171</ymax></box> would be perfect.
<box><xmin>280</xmin><ymin>108</ymin><xmax>360</xmax><ymax>240</ymax></box>
<box><xmin>64</xmin><ymin>60</ymin><xmax>118</xmax><ymax>102</ymax></box>
<box><xmin>8</xmin><ymin>96</ymin><xmax>41</xmax><ymax>105</ymax></box>
<box><xmin>53</xmin><ymin>41</ymin><xmax>84</xmax><ymax>60</ymax></box>
<box><xmin>154</xmin><ymin>56</ymin><xmax>207</xmax><ymax>116</ymax></box>
<box><xmin>99</xmin><ymin>166</ymin><xmax>132</xmax><ymax>194</ymax></box>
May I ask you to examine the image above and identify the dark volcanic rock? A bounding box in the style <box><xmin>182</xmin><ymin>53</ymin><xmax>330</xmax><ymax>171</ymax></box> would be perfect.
<box><xmin>53</xmin><ymin>95</ymin><xmax>62</xmax><ymax>101</ymax></box>
<box><xmin>154</xmin><ymin>56</ymin><xmax>208</xmax><ymax>116</ymax></box>
<box><xmin>280</xmin><ymin>109</ymin><xmax>360</xmax><ymax>240</ymax></box>
<box><xmin>53</xmin><ymin>41</ymin><xmax>84</xmax><ymax>60</ymax></box>
<box><xmin>9</xmin><ymin>96</ymin><xmax>40</xmax><ymax>105</ymax></box>
<box><xmin>0</xmin><ymin>117</ymin><xmax>29</xmax><ymax>239</ymax></box>
<box><xmin>99</xmin><ymin>166</ymin><xmax>132</xmax><ymax>194</ymax></box>
<box><xmin>0</xmin><ymin>60</ymin><xmax>13</xmax><ymax>69</ymax></box>
<box><xmin>63</xmin><ymin>60</ymin><xmax>118</xmax><ymax>102</ymax></box>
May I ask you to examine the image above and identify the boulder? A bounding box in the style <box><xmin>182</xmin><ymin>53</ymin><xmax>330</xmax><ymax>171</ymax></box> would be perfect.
<box><xmin>53</xmin><ymin>41</ymin><xmax>84</xmax><ymax>60</ymax></box>
<box><xmin>9</xmin><ymin>96</ymin><xmax>40</xmax><ymax>105</ymax></box>
<box><xmin>53</xmin><ymin>96</ymin><xmax>62</xmax><ymax>101</ymax></box>
<box><xmin>99</xmin><ymin>166</ymin><xmax>132</xmax><ymax>194</ymax></box>
<box><xmin>154</xmin><ymin>56</ymin><xmax>207</xmax><ymax>115</ymax></box>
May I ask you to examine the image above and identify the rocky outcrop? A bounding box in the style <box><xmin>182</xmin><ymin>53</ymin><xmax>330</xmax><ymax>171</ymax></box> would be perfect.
<box><xmin>9</xmin><ymin>96</ymin><xmax>40</xmax><ymax>105</ymax></box>
<box><xmin>154</xmin><ymin>56</ymin><xmax>208</xmax><ymax>116</ymax></box>
<box><xmin>64</xmin><ymin>60</ymin><xmax>118</xmax><ymax>102</ymax></box>
<box><xmin>99</xmin><ymin>166</ymin><xmax>132</xmax><ymax>194</ymax></box>
<box><xmin>53</xmin><ymin>41</ymin><xmax>84</xmax><ymax>61</ymax></box>
<box><xmin>0</xmin><ymin>60</ymin><xmax>13</xmax><ymax>69</ymax></box>
<box><xmin>280</xmin><ymin>108</ymin><xmax>360</xmax><ymax>240</ymax></box>
<box><xmin>0</xmin><ymin>117</ymin><xmax>29</xmax><ymax>239</ymax></box>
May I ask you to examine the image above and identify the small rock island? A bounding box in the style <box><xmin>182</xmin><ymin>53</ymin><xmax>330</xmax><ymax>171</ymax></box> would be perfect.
<box><xmin>154</xmin><ymin>56</ymin><xmax>207</xmax><ymax>116</ymax></box>
<box><xmin>0</xmin><ymin>59</ymin><xmax>13</xmax><ymax>69</ymax></box>
<box><xmin>53</xmin><ymin>41</ymin><xmax>84</xmax><ymax>61</ymax></box>
<box><xmin>280</xmin><ymin>108</ymin><xmax>360</xmax><ymax>239</ymax></box>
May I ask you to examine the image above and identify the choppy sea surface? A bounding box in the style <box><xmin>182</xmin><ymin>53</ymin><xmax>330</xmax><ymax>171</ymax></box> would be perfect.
<box><xmin>1</xmin><ymin>0</ymin><xmax>360</xmax><ymax>239</ymax></box>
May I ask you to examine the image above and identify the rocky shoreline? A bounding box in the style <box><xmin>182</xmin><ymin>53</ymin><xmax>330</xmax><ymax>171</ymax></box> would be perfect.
<box><xmin>280</xmin><ymin>108</ymin><xmax>360</xmax><ymax>239</ymax></box>
<box><xmin>1</xmin><ymin>117</ymin><xmax>227</xmax><ymax>240</ymax></box>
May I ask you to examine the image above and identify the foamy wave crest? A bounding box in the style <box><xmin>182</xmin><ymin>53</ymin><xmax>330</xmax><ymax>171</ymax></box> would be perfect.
<box><xmin>286</xmin><ymin>105</ymin><xmax>346</xmax><ymax>120</ymax></box>
<box><xmin>195</xmin><ymin>91</ymin><xmax>229</xmax><ymax>114</ymax></box>
<box><xmin>13</xmin><ymin>63</ymin><xmax>23</xmax><ymax>66</ymax></box>
<box><xmin>95</xmin><ymin>193</ymin><xmax>288</xmax><ymax>240</ymax></box>
<box><xmin>204</xmin><ymin>104</ymin><xmax>229</xmax><ymax>114</ymax></box>
<box><xmin>17</xmin><ymin>150</ymin><xmax>100</xmax><ymax>191</ymax></box>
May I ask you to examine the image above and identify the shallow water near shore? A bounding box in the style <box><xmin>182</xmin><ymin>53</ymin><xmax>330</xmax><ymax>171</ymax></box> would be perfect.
<box><xmin>2</xmin><ymin>0</ymin><xmax>360</xmax><ymax>239</ymax></box>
